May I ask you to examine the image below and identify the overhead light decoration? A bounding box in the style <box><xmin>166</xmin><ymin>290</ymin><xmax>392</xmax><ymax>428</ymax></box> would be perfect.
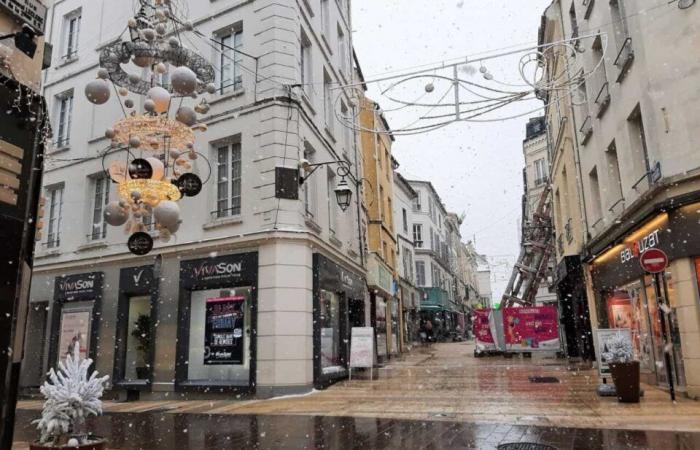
<box><xmin>89</xmin><ymin>0</ymin><xmax>216</xmax><ymax>255</ymax></box>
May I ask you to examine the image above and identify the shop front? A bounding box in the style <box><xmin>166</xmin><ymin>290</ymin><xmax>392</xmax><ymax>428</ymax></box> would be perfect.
<box><xmin>313</xmin><ymin>253</ymin><xmax>365</xmax><ymax>388</ymax></box>
<box><xmin>366</xmin><ymin>254</ymin><xmax>397</xmax><ymax>362</ymax></box>
<box><xmin>176</xmin><ymin>252</ymin><xmax>258</xmax><ymax>394</ymax></box>
<box><xmin>48</xmin><ymin>272</ymin><xmax>104</xmax><ymax>366</ymax></box>
<box><xmin>399</xmin><ymin>281</ymin><xmax>420</xmax><ymax>346</ymax></box>
<box><xmin>113</xmin><ymin>265</ymin><xmax>158</xmax><ymax>396</ymax></box>
<box><xmin>588</xmin><ymin>205</ymin><xmax>700</xmax><ymax>395</ymax></box>
<box><xmin>555</xmin><ymin>256</ymin><xmax>594</xmax><ymax>360</ymax></box>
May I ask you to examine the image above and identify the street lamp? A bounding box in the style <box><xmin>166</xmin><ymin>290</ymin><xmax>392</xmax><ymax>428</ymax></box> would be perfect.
<box><xmin>299</xmin><ymin>159</ymin><xmax>354</xmax><ymax>212</ymax></box>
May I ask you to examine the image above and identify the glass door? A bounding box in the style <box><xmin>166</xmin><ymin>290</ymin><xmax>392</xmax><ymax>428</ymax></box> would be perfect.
<box><xmin>661</xmin><ymin>271</ymin><xmax>687</xmax><ymax>388</ymax></box>
<box><xmin>123</xmin><ymin>295</ymin><xmax>152</xmax><ymax>381</ymax></box>
<box><xmin>644</xmin><ymin>275</ymin><xmax>668</xmax><ymax>385</ymax></box>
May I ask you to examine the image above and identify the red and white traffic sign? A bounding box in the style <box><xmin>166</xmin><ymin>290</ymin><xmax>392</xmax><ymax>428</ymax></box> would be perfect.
<box><xmin>640</xmin><ymin>248</ymin><xmax>668</xmax><ymax>273</ymax></box>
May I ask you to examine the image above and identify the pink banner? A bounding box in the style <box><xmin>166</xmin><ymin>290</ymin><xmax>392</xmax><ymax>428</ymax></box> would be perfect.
<box><xmin>473</xmin><ymin>309</ymin><xmax>495</xmax><ymax>350</ymax></box>
<box><xmin>502</xmin><ymin>306</ymin><xmax>559</xmax><ymax>350</ymax></box>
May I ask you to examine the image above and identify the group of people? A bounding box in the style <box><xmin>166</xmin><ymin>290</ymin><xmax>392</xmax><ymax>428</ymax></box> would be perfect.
<box><xmin>419</xmin><ymin>319</ymin><xmax>435</xmax><ymax>344</ymax></box>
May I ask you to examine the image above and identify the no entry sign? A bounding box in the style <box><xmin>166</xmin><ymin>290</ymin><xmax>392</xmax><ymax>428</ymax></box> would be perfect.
<box><xmin>640</xmin><ymin>248</ymin><xmax>668</xmax><ymax>273</ymax></box>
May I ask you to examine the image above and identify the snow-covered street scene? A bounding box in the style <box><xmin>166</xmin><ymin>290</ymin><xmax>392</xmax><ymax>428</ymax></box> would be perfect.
<box><xmin>1</xmin><ymin>0</ymin><xmax>699</xmax><ymax>449</ymax></box>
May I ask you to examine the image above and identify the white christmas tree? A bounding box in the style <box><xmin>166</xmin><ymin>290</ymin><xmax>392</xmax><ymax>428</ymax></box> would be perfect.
<box><xmin>34</xmin><ymin>343</ymin><xmax>109</xmax><ymax>445</ymax></box>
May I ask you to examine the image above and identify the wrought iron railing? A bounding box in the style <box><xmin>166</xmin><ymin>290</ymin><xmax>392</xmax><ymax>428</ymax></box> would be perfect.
<box><xmin>565</xmin><ymin>218</ymin><xmax>573</xmax><ymax>244</ymax></box>
<box><xmin>579</xmin><ymin>115</ymin><xmax>593</xmax><ymax>144</ymax></box>
<box><xmin>613</xmin><ymin>37</ymin><xmax>634</xmax><ymax>83</ymax></box>
<box><xmin>594</xmin><ymin>82</ymin><xmax>610</xmax><ymax>118</ymax></box>
<box><xmin>582</xmin><ymin>0</ymin><xmax>595</xmax><ymax>19</ymax></box>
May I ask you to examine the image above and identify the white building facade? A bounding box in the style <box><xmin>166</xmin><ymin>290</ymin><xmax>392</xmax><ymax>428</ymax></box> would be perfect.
<box><xmin>22</xmin><ymin>0</ymin><xmax>367</xmax><ymax>398</ymax></box>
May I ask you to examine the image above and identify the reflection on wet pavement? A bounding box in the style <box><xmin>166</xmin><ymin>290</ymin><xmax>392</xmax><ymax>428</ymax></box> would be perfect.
<box><xmin>12</xmin><ymin>409</ymin><xmax>700</xmax><ymax>450</ymax></box>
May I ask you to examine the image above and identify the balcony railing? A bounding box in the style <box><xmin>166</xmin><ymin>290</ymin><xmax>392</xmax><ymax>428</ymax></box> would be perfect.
<box><xmin>594</xmin><ymin>82</ymin><xmax>610</xmax><ymax>118</ymax></box>
<box><xmin>614</xmin><ymin>38</ymin><xmax>634</xmax><ymax>83</ymax></box>
<box><xmin>565</xmin><ymin>218</ymin><xmax>573</xmax><ymax>244</ymax></box>
<box><xmin>534</xmin><ymin>176</ymin><xmax>548</xmax><ymax>187</ymax></box>
<box><xmin>582</xmin><ymin>0</ymin><xmax>595</xmax><ymax>19</ymax></box>
<box><xmin>579</xmin><ymin>115</ymin><xmax>593</xmax><ymax>145</ymax></box>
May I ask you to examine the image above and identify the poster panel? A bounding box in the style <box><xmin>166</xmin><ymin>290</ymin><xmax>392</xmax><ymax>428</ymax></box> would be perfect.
<box><xmin>595</xmin><ymin>328</ymin><xmax>633</xmax><ymax>377</ymax></box>
<box><xmin>473</xmin><ymin>309</ymin><xmax>496</xmax><ymax>351</ymax></box>
<box><xmin>502</xmin><ymin>306</ymin><xmax>560</xmax><ymax>351</ymax></box>
<box><xmin>204</xmin><ymin>296</ymin><xmax>245</xmax><ymax>365</ymax></box>
<box><xmin>57</xmin><ymin>309</ymin><xmax>91</xmax><ymax>364</ymax></box>
<box><xmin>350</xmin><ymin>327</ymin><xmax>374</xmax><ymax>368</ymax></box>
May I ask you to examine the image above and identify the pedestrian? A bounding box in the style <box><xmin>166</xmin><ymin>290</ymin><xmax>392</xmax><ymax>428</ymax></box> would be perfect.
<box><xmin>425</xmin><ymin>319</ymin><xmax>434</xmax><ymax>347</ymax></box>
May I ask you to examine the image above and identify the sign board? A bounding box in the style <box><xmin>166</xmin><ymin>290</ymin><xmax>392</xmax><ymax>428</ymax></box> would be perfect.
<box><xmin>502</xmin><ymin>306</ymin><xmax>560</xmax><ymax>351</ymax></box>
<box><xmin>640</xmin><ymin>248</ymin><xmax>668</xmax><ymax>274</ymax></box>
<box><xmin>349</xmin><ymin>327</ymin><xmax>374</xmax><ymax>368</ymax></box>
<box><xmin>204</xmin><ymin>296</ymin><xmax>245</xmax><ymax>365</ymax></box>
<box><xmin>54</xmin><ymin>272</ymin><xmax>104</xmax><ymax>302</ymax></box>
<box><xmin>0</xmin><ymin>0</ymin><xmax>47</xmax><ymax>32</ymax></box>
<box><xmin>595</xmin><ymin>328</ymin><xmax>633</xmax><ymax>377</ymax></box>
<box><xmin>472</xmin><ymin>309</ymin><xmax>496</xmax><ymax>352</ymax></box>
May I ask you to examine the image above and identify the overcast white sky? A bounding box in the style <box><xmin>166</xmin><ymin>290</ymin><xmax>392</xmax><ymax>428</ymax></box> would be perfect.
<box><xmin>351</xmin><ymin>0</ymin><xmax>552</xmax><ymax>302</ymax></box>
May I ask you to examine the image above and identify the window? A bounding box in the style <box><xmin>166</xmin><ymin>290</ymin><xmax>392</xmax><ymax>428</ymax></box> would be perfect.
<box><xmin>321</xmin><ymin>0</ymin><xmax>331</xmax><ymax>38</ymax></box>
<box><xmin>46</xmin><ymin>185</ymin><xmax>63</xmax><ymax>248</ymax></box>
<box><xmin>628</xmin><ymin>106</ymin><xmax>652</xmax><ymax>190</ymax></box>
<box><xmin>303</xmin><ymin>143</ymin><xmax>317</xmax><ymax>218</ymax></box>
<box><xmin>412</xmin><ymin>224</ymin><xmax>423</xmax><ymax>247</ymax></box>
<box><xmin>327</xmin><ymin>169</ymin><xmax>337</xmax><ymax>234</ymax></box>
<box><xmin>609</xmin><ymin>0</ymin><xmax>629</xmax><ymax>49</ymax></box>
<box><xmin>90</xmin><ymin>175</ymin><xmax>110</xmax><ymax>241</ymax></box>
<box><xmin>218</xmin><ymin>28</ymin><xmax>243</xmax><ymax>93</ymax></box>
<box><xmin>428</xmin><ymin>197</ymin><xmax>434</xmax><ymax>222</ymax></box>
<box><xmin>340</xmin><ymin>100</ymin><xmax>351</xmax><ymax>152</ymax></box>
<box><xmin>300</xmin><ymin>31</ymin><xmax>312</xmax><ymax>95</ymax></box>
<box><xmin>415</xmin><ymin>261</ymin><xmax>426</xmax><ymax>286</ymax></box>
<box><xmin>63</xmin><ymin>10</ymin><xmax>81</xmax><ymax>59</ymax></box>
<box><xmin>534</xmin><ymin>158</ymin><xmax>547</xmax><ymax>185</ymax></box>
<box><xmin>413</xmin><ymin>191</ymin><xmax>421</xmax><ymax>211</ymax></box>
<box><xmin>402</xmin><ymin>248</ymin><xmax>413</xmax><ymax>281</ymax></box>
<box><xmin>606</xmin><ymin>141</ymin><xmax>623</xmax><ymax>205</ymax></box>
<box><xmin>323</xmin><ymin>70</ymin><xmax>334</xmax><ymax>132</ymax></box>
<box><xmin>402</xmin><ymin>208</ymin><xmax>408</xmax><ymax>233</ymax></box>
<box><xmin>589</xmin><ymin>166</ymin><xmax>603</xmax><ymax>224</ymax></box>
<box><xmin>337</xmin><ymin>25</ymin><xmax>347</xmax><ymax>76</ymax></box>
<box><xmin>55</xmin><ymin>91</ymin><xmax>73</xmax><ymax>147</ymax></box>
<box><xmin>215</xmin><ymin>142</ymin><xmax>242</xmax><ymax>218</ymax></box>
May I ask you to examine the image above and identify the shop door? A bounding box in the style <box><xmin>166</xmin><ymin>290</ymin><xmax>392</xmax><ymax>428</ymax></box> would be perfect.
<box><xmin>348</xmin><ymin>299</ymin><xmax>365</xmax><ymax>328</ymax></box>
<box><xmin>644</xmin><ymin>275</ymin><xmax>686</xmax><ymax>388</ymax></box>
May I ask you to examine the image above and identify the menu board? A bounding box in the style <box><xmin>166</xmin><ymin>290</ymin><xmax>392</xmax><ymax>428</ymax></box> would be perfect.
<box><xmin>204</xmin><ymin>296</ymin><xmax>245</xmax><ymax>365</ymax></box>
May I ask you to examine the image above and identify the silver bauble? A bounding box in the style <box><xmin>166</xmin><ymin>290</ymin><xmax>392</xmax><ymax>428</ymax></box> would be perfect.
<box><xmin>129</xmin><ymin>136</ymin><xmax>141</xmax><ymax>147</ymax></box>
<box><xmin>128</xmin><ymin>73</ymin><xmax>141</xmax><ymax>85</ymax></box>
<box><xmin>147</xmin><ymin>86</ymin><xmax>171</xmax><ymax>113</ymax></box>
<box><xmin>105</xmin><ymin>128</ymin><xmax>116</xmax><ymax>139</ymax></box>
<box><xmin>128</xmin><ymin>18</ymin><xmax>137</xmax><ymax>28</ymax></box>
<box><xmin>170</xmin><ymin>66</ymin><xmax>198</xmax><ymax>95</ymax></box>
<box><xmin>130</xmin><ymin>190</ymin><xmax>142</xmax><ymax>201</ymax></box>
<box><xmin>425</xmin><ymin>83</ymin><xmax>435</xmax><ymax>93</ymax></box>
<box><xmin>132</xmin><ymin>54</ymin><xmax>154</xmax><ymax>68</ymax></box>
<box><xmin>153</xmin><ymin>200</ymin><xmax>181</xmax><ymax>229</ymax></box>
<box><xmin>104</xmin><ymin>202</ymin><xmax>129</xmax><ymax>226</ymax></box>
<box><xmin>168</xmin><ymin>37</ymin><xmax>180</xmax><ymax>48</ymax></box>
<box><xmin>124</xmin><ymin>99</ymin><xmax>134</xmax><ymax>108</ymax></box>
<box><xmin>118</xmin><ymin>87</ymin><xmax>129</xmax><ymax>96</ymax></box>
<box><xmin>97</xmin><ymin>68</ymin><xmax>109</xmax><ymax>80</ymax></box>
<box><xmin>143</xmin><ymin>99</ymin><xmax>156</xmax><ymax>113</ymax></box>
<box><xmin>142</xmin><ymin>28</ymin><xmax>156</xmax><ymax>42</ymax></box>
<box><xmin>175</xmin><ymin>106</ymin><xmax>197</xmax><ymax>126</ymax></box>
<box><xmin>155</xmin><ymin>24</ymin><xmax>167</xmax><ymax>35</ymax></box>
<box><xmin>205</xmin><ymin>83</ymin><xmax>217</xmax><ymax>94</ymax></box>
<box><xmin>85</xmin><ymin>80</ymin><xmax>111</xmax><ymax>105</ymax></box>
<box><xmin>155</xmin><ymin>62</ymin><xmax>168</xmax><ymax>74</ymax></box>
<box><xmin>166</xmin><ymin>220</ymin><xmax>181</xmax><ymax>234</ymax></box>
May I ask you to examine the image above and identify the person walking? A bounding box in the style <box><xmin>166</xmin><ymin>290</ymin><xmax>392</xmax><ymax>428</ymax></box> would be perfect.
<box><xmin>424</xmin><ymin>319</ymin><xmax>434</xmax><ymax>348</ymax></box>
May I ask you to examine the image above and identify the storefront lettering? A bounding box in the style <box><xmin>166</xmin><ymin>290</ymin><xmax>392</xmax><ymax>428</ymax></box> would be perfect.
<box><xmin>60</xmin><ymin>279</ymin><xmax>94</xmax><ymax>292</ymax></box>
<box><xmin>194</xmin><ymin>261</ymin><xmax>242</xmax><ymax>278</ymax></box>
<box><xmin>620</xmin><ymin>229</ymin><xmax>660</xmax><ymax>264</ymax></box>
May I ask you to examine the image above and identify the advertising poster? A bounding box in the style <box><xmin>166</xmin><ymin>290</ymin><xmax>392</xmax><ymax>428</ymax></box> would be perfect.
<box><xmin>473</xmin><ymin>309</ymin><xmax>496</xmax><ymax>351</ymax></box>
<box><xmin>502</xmin><ymin>306</ymin><xmax>560</xmax><ymax>351</ymax></box>
<box><xmin>204</xmin><ymin>296</ymin><xmax>245</xmax><ymax>365</ymax></box>
<box><xmin>606</xmin><ymin>291</ymin><xmax>634</xmax><ymax>329</ymax></box>
<box><xmin>57</xmin><ymin>309</ymin><xmax>91</xmax><ymax>363</ymax></box>
<box><xmin>350</xmin><ymin>327</ymin><xmax>374</xmax><ymax>368</ymax></box>
<box><xmin>595</xmin><ymin>328</ymin><xmax>633</xmax><ymax>377</ymax></box>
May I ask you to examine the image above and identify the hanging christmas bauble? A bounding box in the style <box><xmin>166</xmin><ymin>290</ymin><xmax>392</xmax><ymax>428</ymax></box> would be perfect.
<box><xmin>176</xmin><ymin>173</ymin><xmax>202</xmax><ymax>197</ymax></box>
<box><xmin>128</xmin><ymin>136</ymin><xmax>141</xmax><ymax>148</ymax></box>
<box><xmin>128</xmin><ymin>73</ymin><xmax>141</xmax><ymax>85</ymax></box>
<box><xmin>105</xmin><ymin>128</ymin><xmax>116</xmax><ymax>139</ymax></box>
<box><xmin>205</xmin><ymin>83</ymin><xmax>217</xmax><ymax>94</ymax></box>
<box><xmin>85</xmin><ymin>80</ymin><xmax>111</xmax><ymax>105</ymax></box>
<box><xmin>171</xmin><ymin>66</ymin><xmax>198</xmax><ymax>95</ymax></box>
<box><xmin>147</xmin><ymin>86</ymin><xmax>171</xmax><ymax>113</ymax></box>
<box><xmin>142</xmin><ymin>28</ymin><xmax>156</xmax><ymax>42</ymax></box>
<box><xmin>127</xmin><ymin>231</ymin><xmax>154</xmax><ymax>255</ymax></box>
<box><xmin>124</xmin><ymin>99</ymin><xmax>134</xmax><ymax>109</ymax></box>
<box><xmin>145</xmin><ymin>156</ymin><xmax>165</xmax><ymax>180</ymax></box>
<box><xmin>97</xmin><ymin>68</ymin><xmax>109</xmax><ymax>80</ymax></box>
<box><xmin>129</xmin><ymin>158</ymin><xmax>153</xmax><ymax>179</ymax></box>
<box><xmin>168</xmin><ymin>37</ymin><xmax>180</xmax><ymax>48</ymax></box>
<box><xmin>104</xmin><ymin>201</ymin><xmax>129</xmax><ymax>226</ymax></box>
<box><xmin>175</xmin><ymin>106</ymin><xmax>197</xmax><ymax>126</ymax></box>
<box><xmin>155</xmin><ymin>62</ymin><xmax>167</xmax><ymax>74</ymax></box>
<box><xmin>108</xmin><ymin>160</ymin><xmax>128</xmax><ymax>183</ymax></box>
<box><xmin>133</xmin><ymin>54</ymin><xmax>154</xmax><ymax>68</ymax></box>
<box><xmin>153</xmin><ymin>200</ymin><xmax>181</xmax><ymax>229</ymax></box>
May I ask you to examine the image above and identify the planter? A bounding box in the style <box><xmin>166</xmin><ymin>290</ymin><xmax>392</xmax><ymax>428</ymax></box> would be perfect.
<box><xmin>30</xmin><ymin>438</ymin><xmax>107</xmax><ymax>450</ymax></box>
<box><xmin>609</xmin><ymin>361</ymin><xmax>640</xmax><ymax>403</ymax></box>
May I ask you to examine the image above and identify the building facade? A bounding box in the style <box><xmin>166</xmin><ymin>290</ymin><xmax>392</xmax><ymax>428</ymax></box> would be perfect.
<box><xmin>392</xmin><ymin>172</ymin><xmax>420</xmax><ymax>347</ymax></box>
<box><xmin>521</xmin><ymin>117</ymin><xmax>558</xmax><ymax>305</ymax></box>
<box><xmin>358</xmin><ymin>94</ymin><xmax>400</xmax><ymax>361</ymax></box>
<box><xmin>22</xmin><ymin>0</ymin><xmax>367</xmax><ymax>398</ymax></box>
<box><xmin>548</xmin><ymin>0</ymin><xmax>700</xmax><ymax>397</ymax></box>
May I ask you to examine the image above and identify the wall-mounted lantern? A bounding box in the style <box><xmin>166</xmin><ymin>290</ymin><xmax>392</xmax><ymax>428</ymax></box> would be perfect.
<box><xmin>298</xmin><ymin>159</ymin><xmax>354</xmax><ymax>212</ymax></box>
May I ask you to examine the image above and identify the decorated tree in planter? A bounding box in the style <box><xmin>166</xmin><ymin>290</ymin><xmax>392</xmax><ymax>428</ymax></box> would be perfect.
<box><xmin>602</xmin><ymin>332</ymin><xmax>640</xmax><ymax>403</ymax></box>
<box><xmin>32</xmin><ymin>343</ymin><xmax>109</xmax><ymax>448</ymax></box>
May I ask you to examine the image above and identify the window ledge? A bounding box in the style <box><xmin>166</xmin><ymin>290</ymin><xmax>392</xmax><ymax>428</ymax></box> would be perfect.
<box><xmin>300</xmin><ymin>91</ymin><xmax>316</xmax><ymax>116</ymax></box>
<box><xmin>329</xmin><ymin>234</ymin><xmax>342</xmax><ymax>248</ymax></box>
<box><xmin>209</xmin><ymin>88</ymin><xmax>246</xmax><ymax>105</ymax></box>
<box><xmin>48</xmin><ymin>145</ymin><xmax>70</xmax><ymax>154</ymax></box>
<box><xmin>203</xmin><ymin>216</ymin><xmax>243</xmax><ymax>230</ymax></box>
<box><xmin>324</xmin><ymin>126</ymin><xmax>336</xmax><ymax>143</ymax></box>
<box><xmin>76</xmin><ymin>241</ymin><xmax>108</xmax><ymax>252</ymax></box>
<box><xmin>56</xmin><ymin>55</ymin><xmax>79</xmax><ymax>68</ymax></box>
<box><xmin>305</xmin><ymin>216</ymin><xmax>322</xmax><ymax>233</ymax></box>
<box><xmin>36</xmin><ymin>249</ymin><xmax>61</xmax><ymax>259</ymax></box>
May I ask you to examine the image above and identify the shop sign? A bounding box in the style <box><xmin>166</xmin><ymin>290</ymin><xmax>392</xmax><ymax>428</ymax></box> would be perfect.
<box><xmin>55</xmin><ymin>272</ymin><xmax>103</xmax><ymax>302</ymax></box>
<box><xmin>315</xmin><ymin>253</ymin><xmax>366</xmax><ymax>299</ymax></box>
<box><xmin>619</xmin><ymin>228</ymin><xmax>660</xmax><ymax>264</ymax></box>
<box><xmin>204</xmin><ymin>296</ymin><xmax>245</xmax><ymax>365</ymax></box>
<box><xmin>120</xmin><ymin>265</ymin><xmax>156</xmax><ymax>294</ymax></box>
<box><xmin>181</xmin><ymin>252</ymin><xmax>258</xmax><ymax>289</ymax></box>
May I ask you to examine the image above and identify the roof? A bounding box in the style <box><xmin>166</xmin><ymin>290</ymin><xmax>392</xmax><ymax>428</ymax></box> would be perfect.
<box><xmin>394</xmin><ymin>171</ymin><xmax>418</xmax><ymax>198</ymax></box>
<box><xmin>405</xmin><ymin>179</ymin><xmax>448</xmax><ymax>215</ymax></box>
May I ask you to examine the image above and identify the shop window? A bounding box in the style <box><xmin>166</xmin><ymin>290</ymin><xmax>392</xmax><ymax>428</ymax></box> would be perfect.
<box><xmin>123</xmin><ymin>296</ymin><xmax>151</xmax><ymax>381</ymax></box>
<box><xmin>186</xmin><ymin>287</ymin><xmax>252</xmax><ymax>384</ymax></box>
<box><xmin>319</xmin><ymin>289</ymin><xmax>342</xmax><ymax>373</ymax></box>
<box><xmin>57</xmin><ymin>304</ymin><xmax>93</xmax><ymax>364</ymax></box>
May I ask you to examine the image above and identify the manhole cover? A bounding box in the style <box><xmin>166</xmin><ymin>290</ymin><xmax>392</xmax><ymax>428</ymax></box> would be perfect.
<box><xmin>528</xmin><ymin>376</ymin><xmax>559</xmax><ymax>383</ymax></box>
<box><xmin>498</xmin><ymin>444</ymin><xmax>558</xmax><ymax>450</ymax></box>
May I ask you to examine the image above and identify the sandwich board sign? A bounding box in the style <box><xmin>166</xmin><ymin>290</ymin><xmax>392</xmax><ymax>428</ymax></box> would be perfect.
<box><xmin>349</xmin><ymin>327</ymin><xmax>374</xmax><ymax>380</ymax></box>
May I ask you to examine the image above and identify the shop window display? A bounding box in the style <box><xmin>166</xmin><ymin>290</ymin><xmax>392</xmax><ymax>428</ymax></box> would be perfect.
<box><xmin>375</xmin><ymin>297</ymin><xmax>388</xmax><ymax>358</ymax></box>
<box><xmin>124</xmin><ymin>295</ymin><xmax>151</xmax><ymax>380</ymax></box>
<box><xmin>187</xmin><ymin>287</ymin><xmax>252</xmax><ymax>384</ymax></box>
<box><xmin>319</xmin><ymin>289</ymin><xmax>342</xmax><ymax>373</ymax></box>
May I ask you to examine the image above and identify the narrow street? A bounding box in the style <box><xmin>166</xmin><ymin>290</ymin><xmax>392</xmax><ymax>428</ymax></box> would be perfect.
<box><xmin>13</xmin><ymin>343</ymin><xmax>700</xmax><ymax>448</ymax></box>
